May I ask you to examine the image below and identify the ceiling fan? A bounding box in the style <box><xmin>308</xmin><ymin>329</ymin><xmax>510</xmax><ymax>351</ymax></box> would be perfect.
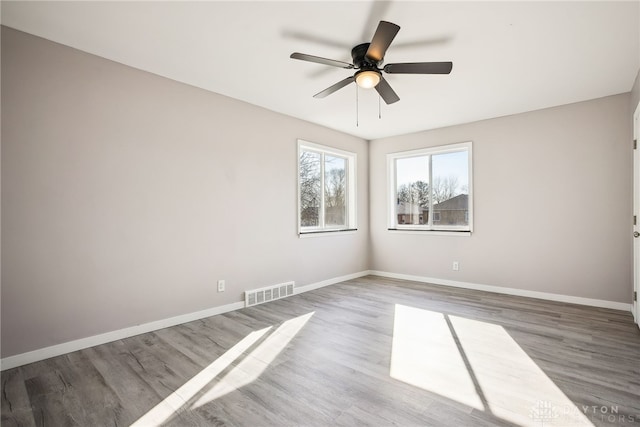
<box><xmin>290</xmin><ymin>21</ymin><xmax>453</xmax><ymax>105</ymax></box>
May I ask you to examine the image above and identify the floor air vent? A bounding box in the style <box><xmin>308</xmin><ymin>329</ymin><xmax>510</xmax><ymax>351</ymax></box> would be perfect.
<box><xmin>245</xmin><ymin>281</ymin><xmax>295</xmax><ymax>307</ymax></box>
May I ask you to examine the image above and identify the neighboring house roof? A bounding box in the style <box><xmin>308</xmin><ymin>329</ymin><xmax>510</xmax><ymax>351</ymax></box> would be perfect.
<box><xmin>433</xmin><ymin>194</ymin><xmax>468</xmax><ymax>211</ymax></box>
<box><xmin>397</xmin><ymin>194</ymin><xmax>468</xmax><ymax>213</ymax></box>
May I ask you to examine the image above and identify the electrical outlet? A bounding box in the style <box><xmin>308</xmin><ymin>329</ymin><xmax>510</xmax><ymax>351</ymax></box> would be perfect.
<box><xmin>452</xmin><ymin>261</ymin><xmax>459</xmax><ymax>271</ymax></box>
<box><xmin>217</xmin><ymin>280</ymin><xmax>225</xmax><ymax>292</ymax></box>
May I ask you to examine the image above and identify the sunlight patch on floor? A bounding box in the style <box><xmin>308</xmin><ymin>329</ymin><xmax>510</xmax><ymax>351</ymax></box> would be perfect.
<box><xmin>391</xmin><ymin>304</ymin><xmax>485</xmax><ymax>410</ymax></box>
<box><xmin>131</xmin><ymin>326</ymin><xmax>272</xmax><ymax>426</ymax></box>
<box><xmin>391</xmin><ymin>304</ymin><xmax>594</xmax><ymax>426</ymax></box>
<box><xmin>131</xmin><ymin>311</ymin><xmax>314</xmax><ymax>426</ymax></box>
<box><xmin>191</xmin><ymin>311</ymin><xmax>314</xmax><ymax>408</ymax></box>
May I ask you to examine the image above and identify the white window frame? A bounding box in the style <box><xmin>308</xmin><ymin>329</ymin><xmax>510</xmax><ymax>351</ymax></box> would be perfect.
<box><xmin>298</xmin><ymin>140</ymin><xmax>357</xmax><ymax>236</ymax></box>
<box><xmin>387</xmin><ymin>141</ymin><xmax>473</xmax><ymax>234</ymax></box>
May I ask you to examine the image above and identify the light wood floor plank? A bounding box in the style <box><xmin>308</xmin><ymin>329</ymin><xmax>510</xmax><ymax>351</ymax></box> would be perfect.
<box><xmin>2</xmin><ymin>275</ymin><xmax>639</xmax><ymax>426</ymax></box>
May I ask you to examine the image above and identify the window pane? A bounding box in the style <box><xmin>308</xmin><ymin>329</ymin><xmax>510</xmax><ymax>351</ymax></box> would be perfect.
<box><xmin>324</xmin><ymin>155</ymin><xmax>346</xmax><ymax>227</ymax></box>
<box><xmin>395</xmin><ymin>156</ymin><xmax>429</xmax><ymax>225</ymax></box>
<box><xmin>299</xmin><ymin>150</ymin><xmax>321</xmax><ymax>227</ymax></box>
<box><xmin>432</xmin><ymin>151</ymin><xmax>469</xmax><ymax>227</ymax></box>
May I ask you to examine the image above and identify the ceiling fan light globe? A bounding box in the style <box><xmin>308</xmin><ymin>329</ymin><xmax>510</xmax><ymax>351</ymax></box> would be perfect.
<box><xmin>355</xmin><ymin>70</ymin><xmax>381</xmax><ymax>89</ymax></box>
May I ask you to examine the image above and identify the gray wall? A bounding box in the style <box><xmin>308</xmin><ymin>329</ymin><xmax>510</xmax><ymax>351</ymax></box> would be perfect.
<box><xmin>632</xmin><ymin>69</ymin><xmax>640</xmax><ymax>114</ymax></box>
<box><xmin>369</xmin><ymin>94</ymin><xmax>633</xmax><ymax>303</ymax></box>
<box><xmin>1</xmin><ymin>27</ymin><xmax>369</xmax><ymax>358</ymax></box>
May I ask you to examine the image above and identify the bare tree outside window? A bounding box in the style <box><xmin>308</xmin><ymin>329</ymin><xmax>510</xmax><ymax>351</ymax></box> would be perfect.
<box><xmin>299</xmin><ymin>143</ymin><xmax>354</xmax><ymax>232</ymax></box>
<box><xmin>431</xmin><ymin>175</ymin><xmax>460</xmax><ymax>204</ymax></box>
<box><xmin>324</xmin><ymin>155</ymin><xmax>346</xmax><ymax>226</ymax></box>
<box><xmin>299</xmin><ymin>151</ymin><xmax>321</xmax><ymax>227</ymax></box>
<box><xmin>432</xmin><ymin>151</ymin><xmax>469</xmax><ymax>227</ymax></box>
<box><xmin>396</xmin><ymin>180</ymin><xmax>429</xmax><ymax>224</ymax></box>
<box><xmin>395</xmin><ymin>156</ymin><xmax>429</xmax><ymax>225</ymax></box>
<box><xmin>397</xmin><ymin>180</ymin><xmax>429</xmax><ymax>207</ymax></box>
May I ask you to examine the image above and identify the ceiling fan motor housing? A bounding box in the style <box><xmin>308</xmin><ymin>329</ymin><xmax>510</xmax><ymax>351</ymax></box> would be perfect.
<box><xmin>351</xmin><ymin>43</ymin><xmax>381</xmax><ymax>70</ymax></box>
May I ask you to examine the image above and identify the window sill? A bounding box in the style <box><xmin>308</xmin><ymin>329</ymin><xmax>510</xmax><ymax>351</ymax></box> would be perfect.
<box><xmin>299</xmin><ymin>229</ymin><xmax>358</xmax><ymax>238</ymax></box>
<box><xmin>387</xmin><ymin>228</ymin><xmax>471</xmax><ymax>237</ymax></box>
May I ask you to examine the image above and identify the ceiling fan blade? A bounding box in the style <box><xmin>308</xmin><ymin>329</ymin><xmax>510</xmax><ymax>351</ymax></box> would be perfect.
<box><xmin>290</xmin><ymin>53</ymin><xmax>354</xmax><ymax>69</ymax></box>
<box><xmin>384</xmin><ymin>62</ymin><xmax>453</xmax><ymax>74</ymax></box>
<box><xmin>375</xmin><ymin>77</ymin><xmax>400</xmax><ymax>105</ymax></box>
<box><xmin>366</xmin><ymin>21</ymin><xmax>400</xmax><ymax>62</ymax></box>
<box><xmin>361</xmin><ymin>1</ymin><xmax>392</xmax><ymax>42</ymax></box>
<box><xmin>313</xmin><ymin>76</ymin><xmax>355</xmax><ymax>98</ymax></box>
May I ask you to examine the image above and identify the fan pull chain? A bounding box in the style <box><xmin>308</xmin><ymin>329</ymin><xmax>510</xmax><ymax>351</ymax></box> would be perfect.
<box><xmin>379</xmin><ymin>94</ymin><xmax>381</xmax><ymax>119</ymax></box>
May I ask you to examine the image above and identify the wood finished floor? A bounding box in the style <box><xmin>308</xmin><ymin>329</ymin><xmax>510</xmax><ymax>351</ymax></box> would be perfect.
<box><xmin>2</xmin><ymin>275</ymin><xmax>640</xmax><ymax>426</ymax></box>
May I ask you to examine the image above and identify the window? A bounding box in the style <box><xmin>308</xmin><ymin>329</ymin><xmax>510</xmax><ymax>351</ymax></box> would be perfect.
<box><xmin>298</xmin><ymin>140</ymin><xmax>356</xmax><ymax>234</ymax></box>
<box><xmin>388</xmin><ymin>142</ymin><xmax>472</xmax><ymax>232</ymax></box>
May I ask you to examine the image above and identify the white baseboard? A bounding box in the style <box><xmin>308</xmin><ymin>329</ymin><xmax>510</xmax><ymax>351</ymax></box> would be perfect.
<box><xmin>0</xmin><ymin>301</ymin><xmax>245</xmax><ymax>371</ymax></box>
<box><xmin>294</xmin><ymin>270</ymin><xmax>371</xmax><ymax>294</ymax></box>
<box><xmin>3</xmin><ymin>269</ymin><xmax>629</xmax><ymax>371</ymax></box>
<box><xmin>0</xmin><ymin>270</ymin><xmax>372</xmax><ymax>371</ymax></box>
<box><xmin>369</xmin><ymin>270</ymin><xmax>632</xmax><ymax>312</ymax></box>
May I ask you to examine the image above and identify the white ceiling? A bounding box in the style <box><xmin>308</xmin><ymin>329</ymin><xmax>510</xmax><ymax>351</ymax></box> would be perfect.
<box><xmin>2</xmin><ymin>1</ymin><xmax>639</xmax><ymax>140</ymax></box>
